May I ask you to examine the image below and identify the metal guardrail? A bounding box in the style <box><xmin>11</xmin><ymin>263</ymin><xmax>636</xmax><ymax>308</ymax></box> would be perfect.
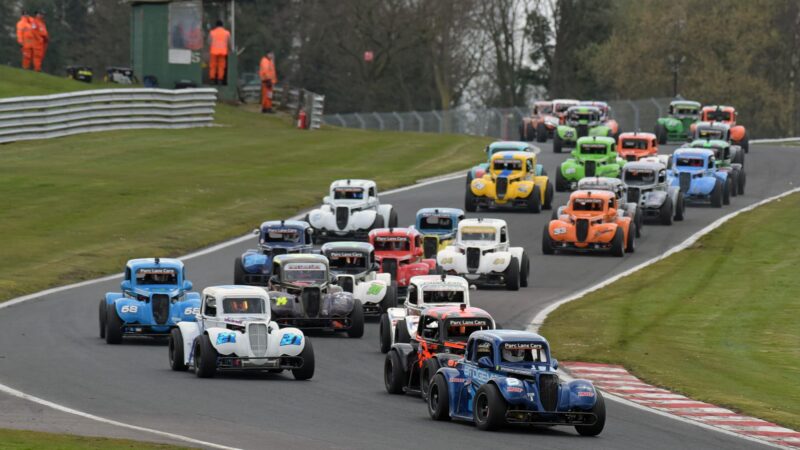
<box><xmin>0</xmin><ymin>88</ymin><xmax>217</xmax><ymax>144</ymax></box>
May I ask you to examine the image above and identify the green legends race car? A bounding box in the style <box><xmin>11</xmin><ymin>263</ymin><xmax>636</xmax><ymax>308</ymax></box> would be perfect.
<box><xmin>654</xmin><ymin>100</ymin><xmax>701</xmax><ymax>144</ymax></box>
<box><xmin>553</xmin><ymin>106</ymin><xmax>616</xmax><ymax>153</ymax></box>
<box><xmin>555</xmin><ymin>136</ymin><xmax>625</xmax><ymax>191</ymax></box>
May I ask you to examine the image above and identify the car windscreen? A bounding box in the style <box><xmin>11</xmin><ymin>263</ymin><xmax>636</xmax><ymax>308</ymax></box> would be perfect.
<box><xmin>460</xmin><ymin>226</ymin><xmax>495</xmax><ymax>242</ymax></box>
<box><xmin>419</xmin><ymin>215</ymin><xmax>454</xmax><ymax>231</ymax></box>
<box><xmin>624</xmin><ymin>169</ymin><xmax>656</xmax><ymax>185</ymax></box>
<box><xmin>536</xmin><ymin>104</ymin><xmax>553</xmax><ymax>114</ymax></box>
<box><xmin>493</xmin><ymin>158</ymin><xmax>523</xmax><ymax>171</ymax></box>
<box><xmin>580</xmin><ymin>144</ymin><xmax>607</xmax><ymax>155</ymax></box>
<box><xmin>223</xmin><ymin>297</ymin><xmax>265</xmax><ymax>314</ymax></box>
<box><xmin>326</xmin><ymin>251</ymin><xmax>368</xmax><ymax>271</ymax></box>
<box><xmin>136</xmin><ymin>268</ymin><xmax>178</xmax><ymax>285</ymax></box>
<box><xmin>621</xmin><ymin>139</ymin><xmax>648</xmax><ymax>150</ymax></box>
<box><xmin>572</xmin><ymin>197</ymin><xmax>605</xmax><ymax>211</ymax></box>
<box><xmin>282</xmin><ymin>262</ymin><xmax>327</xmax><ymax>283</ymax></box>
<box><xmin>676</xmin><ymin>157</ymin><xmax>705</xmax><ymax>168</ymax></box>
<box><xmin>333</xmin><ymin>187</ymin><xmax>364</xmax><ymax>200</ymax></box>
<box><xmin>697</xmin><ymin>128</ymin><xmax>724</xmax><ymax>139</ymax></box>
<box><xmin>706</xmin><ymin>110</ymin><xmax>731</xmax><ymax>121</ymax></box>
<box><xmin>264</xmin><ymin>227</ymin><xmax>300</xmax><ymax>243</ymax></box>
<box><xmin>445</xmin><ymin>318</ymin><xmax>492</xmax><ymax>341</ymax></box>
<box><xmin>500</xmin><ymin>342</ymin><xmax>548</xmax><ymax>364</ymax></box>
<box><xmin>675</xmin><ymin>107</ymin><xmax>698</xmax><ymax>116</ymax></box>
<box><xmin>554</xmin><ymin>103</ymin><xmax>573</xmax><ymax>113</ymax></box>
<box><xmin>373</xmin><ymin>236</ymin><xmax>410</xmax><ymax>251</ymax></box>
<box><xmin>422</xmin><ymin>289</ymin><xmax>465</xmax><ymax>304</ymax></box>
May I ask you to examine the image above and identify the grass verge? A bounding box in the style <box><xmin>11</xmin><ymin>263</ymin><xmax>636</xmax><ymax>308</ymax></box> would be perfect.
<box><xmin>0</xmin><ymin>93</ymin><xmax>487</xmax><ymax>302</ymax></box>
<box><xmin>542</xmin><ymin>192</ymin><xmax>800</xmax><ymax>429</ymax></box>
<box><xmin>0</xmin><ymin>428</ymin><xmax>187</xmax><ymax>449</ymax></box>
<box><xmin>0</xmin><ymin>66</ymin><xmax>118</xmax><ymax>98</ymax></box>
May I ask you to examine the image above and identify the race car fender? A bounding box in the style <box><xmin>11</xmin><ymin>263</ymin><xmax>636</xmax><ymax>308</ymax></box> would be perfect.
<box><xmin>642</xmin><ymin>190</ymin><xmax>668</xmax><ymax>209</ymax></box>
<box><xmin>508</xmin><ymin>247</ymin><xmax>525</xmax><ymax>267</ymax></box>
<box><xmin>113</xmin><ymin>298</ymin><xmax>146</xmax><ymax>324</ymax></box>
<box><xmin>556</xmin><ymin>125</ymin><xmax>577</xmax><ymax>141</ymax></box>
<box><xmin>355</xmin><ymin>278</ymin><xmax>388</xmax><ymax>305</ymax></box>
<box><xmin>307</xmin><ymin>205</ymin><xmax>332</xmax><ymax>228</ymax></box>
<box><xmin>567</xmin><ymin>379</ymin><xmax>600</xmax><ymax>409</ymax></box>
<box><xmin>104</xmin><ymin>292</ymin><xmax>123</xmax><ymax>306</ymax></box>
<box><xmin>269</xmin><ymin>326</ymin><xmax>305</xmax><ymax>356</ymax></box>
<box><xmin>437</xmin><ymin>366</ymin><xmax>466</xmax><ymax>412</ymax></box>
<box><xmin>205</xmin><ymin>327</ymin><xmax>245</xmax><ymax>356</ymax></box>
<box><xmin>712</xmin><ymin>171</ymin><xmax>729</xmax><ymax>185</ymax></box>
<box><xmin>436</xmin><ymin>247</ymin><xmax>461</xmax><ymax>272</ymax></box>
<box><xmin>658</xmin><ymin>116</ymin><xmax>681</xmax><ymax>131</ymax></box>
<box><xmin>177</xmin><ymin>321</ymin><xmax>201</xmax><ymax>365</ymax></box>
<box><xmin>377</xmin><ymin>204</ymin><xmax>394</xmax><ymax>225</ymax></box>
<box><xmin>481</xmin><ymin>250</ymin><xmax>514</xmax><ymax>273</ymax></box>
<box><xmin>390</xmin><ymin>343</ymin><xmax>415</xmax><ymax>373</ymax></box>
<box><xmin>495</xmin><ymin>377</ymin><xmax>530</xmax><ymax>404</ymax></box>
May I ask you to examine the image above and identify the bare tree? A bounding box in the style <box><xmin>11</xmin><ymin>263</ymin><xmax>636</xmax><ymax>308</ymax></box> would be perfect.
<box><xmin>477</xmin><ymin>0</ymin><xmax>530</xmax><ymax>107</ymax></box>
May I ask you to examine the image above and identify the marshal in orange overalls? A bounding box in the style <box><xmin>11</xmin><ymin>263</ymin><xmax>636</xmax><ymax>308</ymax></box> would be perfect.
<box><xmin>208</xmin><ymin>23</ymin><xmax>230</xmax><ymax>83</ymax></box>
<box><xmin>259</xmin><ymin>54</ymin><xmax>278</xmax><ymax>112</ymax></box>
<box><xmin>17</xmin><ymin>15</ymin><xmax>35</xmax><ymax>70</ymax></box>
<box><xmin>32</xmin><ymin>13</ymin><xmax>49</xmax><ymax>72</ymax></box>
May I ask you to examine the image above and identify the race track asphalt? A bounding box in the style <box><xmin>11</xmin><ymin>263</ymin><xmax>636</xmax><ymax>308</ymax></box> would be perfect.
<box><xmin>0</xmin><ymin>141</ymin><xmax>796</xmax><ymax>449</ymax></box>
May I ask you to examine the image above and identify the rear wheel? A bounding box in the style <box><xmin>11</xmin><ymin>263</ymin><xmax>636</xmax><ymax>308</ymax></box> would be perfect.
<box><xmin>527</xmin><ymin>185</ymin><xmax>542</xmax><ymax>213</ymax></box>
<box><xmin>711</xmin><ymin>178</ymin><xmax>723</xmax><ymax>207</ymax></box>
<box><xmin>737</xmin><ymin>169</ymin><xmax>746</xmax><ymax>195</ymax></box>
<box><xmin>474</xmin><ymin>384</ymin><xmax>507</xmax><ymax>431</ymax></box>
<box><xmin>168</xmin><ymin>328</ymin><xmax>188</xmax><ymax>371</ymax></box>
<box><xmin>395</xmin><ymin>318</ymin><xmax>411</xmax><ymax>344</ymax></box>
<box><xmin>465</xmin><ymin>189</ymin><xmax>478</xmax><ymax>212</ymax></box>
<box><xmin>347</xmin><ymin>300</ymin><xmax>365</xmax><ymax>338</ymax></box>
<box><xmin>292</xmin><ymin>339</ymin><xmax>315</xmax><ymax>380</ymax></box>
<box><xmin>733</xmin><ymin>149</ymin><xmax>745</xmax><ymax>165</ymax></box>
<box><xmin>519</xmin><ymin>252</ymin><xmax>530</xmax><ymax>287</ymax></box>
<box><xmin>536</xmin><ymin>123</ymin><xmax>547</xmax><ymax>142</ymax></box>
<box><xmin>542</xmin><ymin>226</ymin><xmax>555</xmax><ymax>255</ymax></box>
<box><xmin>105</xmin><ymin>306</ymin><xmax>123</xmax><ymax>345</ymax></box>
<box><xmin>611</xmin><ymin>228</ymin><xmax>625</xmax><ymax>257</ymax></box>
<box><xmin>384</xmin><ymin>350</ymin><xmax>406</xmax><ymax>394</ymax></box>
<box><xmin>234</xmin><ymin>256</ymin><xmax>246</xmax><ymax>284</ymax></box>
<box><xmin>380</xmin><ymin>281</ymin><xmax>397</xmax><ymax>314</ymax></box>
<box><xmin>543</xmin><ymin>181</ymin><xmax>554</xmax><ymax>210</ymax></box>
<box><xmin>674</xmin><ymin>192</ymin><xmax>685</xmax><ymax>221</ymax></box>
<box><xmin>723</xmin><ymin>177</ymin><xmax>732</xmax><ymax>205</ymax></box>
<box><xmin>420</xmin><ymin>358</ymin><xmax>441</xmax><ymax>400</ymax></box>
<box><xmin>427</xmin><ymin>373</ymin><xmax>451</xmax><ymax>421</ymax></box>
<box><xmin>379</xmin><ymin>313</ymin><xmax>392</xmax><ymax>354</ymax></box>
<box><xmin>193</xmin><ymin>334</ymin><xmax>218</xmax><ymax>378</ymax></box>
<box><xmin>388</xmin><ymin>208</ymin><xmax>398</xmax><ymax>228</ymax></box>
<box><xmin>504</xmin><ymin>257</ymin><xmax>520</xmax><ymax>291</ymax></box>
<box><xmin>98</xmin><ymin>300</ymin><xmax>106</xmax><ymax>339</ymax></box>
<box><xmin>576</xmin><ymin>390</ymin><xmax>606</xmax><ymax>436</ymax></box>
<box><xmin>659</xmin><ymin>197</ymin><xmax>673</xmax><ymax>225</ymax></box>
<box><xmin>553</xmin><ymin>133</ymin><xmax>563</xmax><ymax>153</ymax></box>
<box><xmin>555</xmin><ymin>164</ymin><xmax>570</xmax><ymax>192</ymax></box>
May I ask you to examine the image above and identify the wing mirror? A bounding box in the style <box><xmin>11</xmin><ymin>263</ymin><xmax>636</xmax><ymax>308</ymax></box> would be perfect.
<box><xmin>120</xmin><ymin>280</ymin><xmax>132</xmax><ymax>291</ymax></box>
<box><xmin>323</xmin><ymin>195</ymin><xmax>331</xmax><ymax>204</ymax></box>
<box><xmin>252</xmin><ymin>228</ymin><xmax>260</xmax><ymax>235</ymax></box>
<box><xmin>478</xmin><ymin>356</ymin><xmax>494</xmax><ymax>369</ymax></box>
<box><xmin>552</xmin><ymin>358</ymin><xmax>559</xmax><ymax>370</ymax></box>
<box><xmin>182</xmin><ymin>280</ymin><xmax>193</xmax><ymax>290</ymax></box>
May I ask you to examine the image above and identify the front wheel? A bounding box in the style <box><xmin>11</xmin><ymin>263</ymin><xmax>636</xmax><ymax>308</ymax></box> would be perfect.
<box><xmin>543</xmin><ymin>181</ymin><xmax>554</xmax><ymax>210</ymax></box>
<box><xmin>193</xmin><ymin>334</ymin><xmax>218</xmax><ymax>378</ymax></box>
<box><xmin>388</xmin><ymin>208</ymin><xmax>398</xmax><ymax>228</ymax></box>
<box><xmin>723</xmin><ymin>177</ymin><xmax>732</xmax><ymax>205</ymax></box>
<box><xmin>674</xmin><ymin>192</ymin><xmax>685</xmax><ymax>221</ymax></box>
<box><xmin>536</xmin><ymin>123</ymin><xmax>547</xmax><ymax>142</ymax></box>
<box><xmin>234</xmin><ymin>256</ymin><xmax>246</xmax><ymax>284</ymax></box>
<box><xmin>542</xmin><ymin>226</ymin><xmax>555</xmax><ymax>255</ymax></box>
<box><xmin>576</xmin><ymin>390</ymin><xmax>606</xmax><ymax>436</ymax></box>
<box><xmin>504</xmin><ymin>256</ymin><xmax>520</xmax><ymax>291</ymax></box>
<box><xmin>474</xmin><ymin>384</ymin><xmax>507</xmax><ymax>431</ymax></box>
<box><xmin>655</xmin><ymin>123</ymin><xmax>667</xmax><ymax>145</ymax></box>
<box><xmin>384</xmin><ymin>350</ymin><xmax>406</xmax><ymax>394</ymax></box>
<box><xmin>98</xmin><ymin>300</ymin><xmax>106</xmax><ymax>339</ymax></box>
<box><xmin>553</xmin><ymin>133</ymin><xmax>563</xmax><ymax>153</ymax></box>
<box><xmin>380</xmin><ymin>281</ymin><xmax>397</xmax><ymax>314</ymax></box>
<box><xmin>105</xmin><ymin>306</ymin><xmax>123</xmax><ymax>345</ymax></box>
<box><xmin>611</xmin><ymin>228</ymin><xmax>625</xmax><ymax>257</ymax></box>
<box><xmin>292</xmin><ymin>339</ymin><xmax>315</xmax><ymax>380</ymax></box>
<box><xmin>379</xmin><ymin>313</ymin><xmax>392</xmax><ymax>354</ymax></box>
<box><xmin>347</xmin><ymin>300</ymin><xmax>365</xmax><ymax>338</ymax></box>
<box><xmin>527</xmin><ymin>185</ymin><xmax>542</xmax><ymax>213</ymax></box>
<box><xmin>738</xmin><ymin>169</ymin><xmax>746</xmax><ymax>195</ymax></box>
<box><xmin>711</xmin><ymin>178</ymin><xmax>723</xmax><ymax>207</ymax></box>
<box><xmin>395</xmin><ymin>318</ymin><xmax>411</xmax><ymax>344</ymax></box>
<box><xmin>168</xmin><ymin>328</ymin><xmax>188</xmax><ymax>371</ymax></box>
<box><xmin>659</xmin><ymin>197</ymin><xmax>673</xmax><ymax>225</ymax></box>
<box><xmin>465</xmin><ymin>188</ymin><xmax>478</xmax><ymax>213</ymax></box>
<box><xmin>625</xmin><ymin>224</ymin><xmax>636</xmax><ymax>253</ymax></box>
<box><xmin>555</xmin><ymin>164</ymin><xmax>570</xmax><ymax>192</ymax></box>
<box><xmin>519</xmin><ymin>252</ymin><xmax>530</xmax><ymax>287</ymax></box>
<box><xmin>420</xmin><ymin>358</ymin><xmax>441</xmax><ymax>401</ymax></box>
<box><xmin>427</xmin><ymin>374</ymin><xmax>451</xmax><ymax>421</ymax></box>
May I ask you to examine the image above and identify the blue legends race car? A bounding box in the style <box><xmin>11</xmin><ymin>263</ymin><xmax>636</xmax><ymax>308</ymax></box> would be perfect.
<box><xmin>99</xmin><ymin>258</ymin><xmax>200</xmax><ymax>344</ymax></box>
<box><xmin>234</xmin><ymin>220</ymin><xmax>315</xmax><ymax>285</ymax></box>
<box><xmin>669</xmin><ymin>148</ymin><xmax>733</xmax><ymax>208</ymax></box>
<box><xmin>426</xmin><ymin>330</ymin><xmax>605</xmax><ymax>435</ymax></box>
<box><xmin>414</xmin><ymin>207</ymin><xmax>464</xmax><ymax>259</ymax></box>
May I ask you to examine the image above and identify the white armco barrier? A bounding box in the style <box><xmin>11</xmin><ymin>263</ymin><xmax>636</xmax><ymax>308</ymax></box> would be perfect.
<box><xmin>0</xmin><ymin>87</ymin><xmax>217</xmax><ymax>144</ymax></box>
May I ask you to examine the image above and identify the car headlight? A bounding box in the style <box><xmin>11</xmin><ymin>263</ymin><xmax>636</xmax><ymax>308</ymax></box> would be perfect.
<box><xmin>565</xmin><ymin>168</ymin><xmax>576</xmax><ymax>174</ymax></box>
<box><xmin>474</xmin><ymin>181</ymin><xmax>485</xmax><ymax>190</ymax></box>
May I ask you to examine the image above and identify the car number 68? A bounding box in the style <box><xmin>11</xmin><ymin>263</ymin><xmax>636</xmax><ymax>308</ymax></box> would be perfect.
<box><xmin>121</xmin><ymin>305</ymin><xmax>138</xmax><ymax>313</ymax></box>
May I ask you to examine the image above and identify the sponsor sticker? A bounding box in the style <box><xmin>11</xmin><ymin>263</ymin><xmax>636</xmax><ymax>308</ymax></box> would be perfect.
<box><xmin>493</xmin><ymin>257</ymin><xmax>505</xmax><ymax>265</ymax></box>
<box><xmin>284</xmin><ymin>263</ymin><xmax>326</xmax><ymax>271</ymax></box>
<box><xmin>450</xmin><ymin>377</ymin><xmax>466</xmax><ymax>383</ymax></box>
<box><xmin>507</xmin><ymin>387</ymin><xmax>524</xmax><ymax>393</ymax></box>
<box><xmin>280</xmin><ymin>333</ymin><xmax>303</xmax><ymax>346</ymax></box>
<box><xmin>329</xmin><ymin>251</ymin><xmax>365</xmax><ymax>259</ymax></box>
<box><xmin>216</xmin><ymin>332</ymin><xmax>236</xmax><ymax>345</ymax></box>
<box><xmin>506</xmin><ymin>378</ymin><xmax>522</xmax><ymax>386</ymax></box>
<box><xmin>577</xmin><ymin>391</ymin><xmax>595</xmax><ymax>397</ymax></box>
<box><xmin>447</xmin><ymin>319</ymin><xmax>490</xmax><ymax>327</ymax></box>
<box><xmin>367</xmin><ymin>283</ymin><xmax>383</xmax><ymax>296</ymax></box>
<box><xmin>375</xmin><ymin>236</ymin><xmax>409</xmax><ymax>242</ymax></box>
<box><xmin>275</xmin><ymin>296</ymin><xmax>288</xmax><ymax>306</ymax></box>
<box><xmin>503</xmin><ymin>342</ymin><xmax>543</xmax><ymax>350</ymax></box>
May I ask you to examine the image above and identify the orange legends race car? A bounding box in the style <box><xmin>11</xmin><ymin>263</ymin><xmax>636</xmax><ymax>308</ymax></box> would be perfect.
<box><xmin>617</xmin><ymin>132</ymin><xmax>659</xmax><ymax>162</ymax></box>
<box><xmin>542</xmin><ymin>190</ymin><xmax>635</xmax><ymax>257</ymax></box>
<box><xmin>691</xmin><ymin>105</ymin><xmax>749</xmax><ymax>152</ymax></box>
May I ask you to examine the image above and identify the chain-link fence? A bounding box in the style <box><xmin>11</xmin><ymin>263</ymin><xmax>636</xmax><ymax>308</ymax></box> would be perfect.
<box><xmin>322</xmin><ymin>97</ymin><xmax>673</xmax><ymax>138</ymax></box>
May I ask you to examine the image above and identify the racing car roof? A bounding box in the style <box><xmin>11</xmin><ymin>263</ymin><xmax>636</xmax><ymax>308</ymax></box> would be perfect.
<box><xmin>321</xmin><ymin>241</ymin><xmax>374</xmax><ymax>254</ymax></box>
<box><xmin>490</xmin><ymin>150</ymin><xmax>532</xmax><ymax>162</ymax></box>
<box><xmin>273</xmin><ymin>253</ymin><xmax>329</xmax><ymax>265</ymax></box>
<box><xmin>702</xmin><ymin>105</ymin><xmax>735</xmax><ymax>112</ymax></box>
<box><xmin>204</xmin><ymin>285</ymin><xmax>269</xmax><ymax>298</ymax></box>
<box><xmin>695</xmin><ymin>121</ymin><xmax>730</xmax><ymax>130</ymax></box>
<box><xmin>670</xmin><ymin>100</ymin><xmax>701</xmax><ymax>108</ymax></box>
<box><xmin>619</xmin><ymin>131</ymin><xmax>657</xmax><ymax>140</ymax></box>
<box><xmin>577</xmin><ymin>135</ymin><xmax>616</xmax><ymax>146</ymax></box>
<box><xmin>623</xmin><ymin>161</ymin><xmax>664</xmax><ymax>172</ymax></box>
<box><xmin>673</xmin><ymin>148</ymin><xmax>714</xmax><ymax>159</ymax></box>
<box><xmin>689</xmin><ymin>139</ymin><xmax>729</xmax><ymax>149</ymax></box>
<box><xmin>423</xmin><ymin>305</ymin><xmax>492</xmax><ymax>321</ymax></box>
<box><xmin>369</xmin><ymin>227</ymin><xmax>420</xmax><ymax>239</ymax></box>
<box><xmin>458</xmin><ymin>217</ymin><xmax>507</xmax><ymax>230</ymax></box>
<box><xmin>578</xmin><ymin>177</ymin><xmax>624</xmax><ymax>190</ymax></box>
<box><xmin>127</xmin><ymin>257</ymin><xmax>183</xmax><ymax>271</ymax></box>
<box><xmin>569</xmin><ymin>189</ymin><xmax>615</xmax><ymax>201</ymax></box>
<box><xmin>552</xmin><ymin>98</ymin><xmax>579</xmax><ymax>104</ymax></box>
<box><xmin>416</xmin><ymin>207</ymin><xmax>464</xmax><ymax>218</ymax></box>
<box><xmin>259</xmin><ymin>219</ymin><xmax>310</xmax><ymax>231</ymax></box>
<box><xmin>411</xmin><ymin>275</ymin><xmax>469</xmax><ymax>290</ymax></box>
<box><xmin>469</xmin><ymin>329</ymin><xmax>549</xmax><ymax>345</ymax></box>
<box><xmin>488</xmin><ymin>141</ymin><xmax>538</xmax><ymax>153</ymax></box>
<box><xmin>330</xmin><ymin>179</ymin><xmax>376</xmax><ymax>189</ymax></box>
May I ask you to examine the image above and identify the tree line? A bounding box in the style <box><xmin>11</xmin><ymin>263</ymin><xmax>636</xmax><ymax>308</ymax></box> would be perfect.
<box><xmin>1</xmin><ymin>0</ymin><xmax>798</xmax><ymax>137</ymax></box>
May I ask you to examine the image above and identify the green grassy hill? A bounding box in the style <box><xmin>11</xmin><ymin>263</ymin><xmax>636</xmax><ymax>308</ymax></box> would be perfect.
<box><xmin>0</xmin><ymin>66</ymin><xmax>116</xmax><ymax>98</ymax></box>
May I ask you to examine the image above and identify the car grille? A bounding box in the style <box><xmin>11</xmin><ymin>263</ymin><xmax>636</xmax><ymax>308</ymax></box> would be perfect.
<box><xmin>271</xmin><ymin>248</ymin><xmax>288</xmax><ymax>256</ymax></box>
<box><xmin>337</xmin><ymin>275</ymin><xmax>354</xmax><ymax>293</ymax></box>
<box><xmin>577</xmin><ymin>124</ymin><xmax>588</xmax><ymax>137</ymax></box>
<box><xmin>538</xmin><ymin>373</ymin><xmax>559</xmax><ymax>412</ymax></box>
<box><xmin>584</xmin><ymin>160</ymin><xmax>597</xmax><ymax>177</ymax></box>
<box><xmin>626</xmin><ymin>155</ymin><xmax>637</xmax><ymax>162</ymax></box>
<box><xmin>423</xmin><ymin>236</ymin><xmax>438</xmax><ymax>259</ymax></box>
<box><xmin>152</xmin><ymin>294</ymin><xmax>169</xmax><ymax>325</ymax></box>
<box><xmin>302</xmin><ymin>287</ymin><xmax>321</xmax><ymax>317</ymax></box>
<box><xmin>627</xmin><ymin>187</ymin><xmax>641</xmax><ymax>204</ymax></box>
<box><xmin>679</xmin><ymin>172</ymin><xmax>691</xmax><ymax>193</ymax></box>
<box><xmin>576</xmin><ymin>219</ymin><xmax>589</xmax><ymax>242</ymax></box>
<box><xmin>466</xmin><ymin>247</ymin><xmax>480</xmax><ymax>271</ymax></box>
<box><xmin>248</xmin><ymin>323</ymin><xmax>268</xmax><ymax>357</ymax></box>
<box><xmin>496</xmin><ymin>176</ymin><xmax>508</xmax><ymax>199</ymax></box>
<box><xmin>336</xmin><ymin>206</ymin><xmax>349</xmax><ymax>230</ymax></box>
<box><xmin>381</xmin><ymin>258</ymin><xmax>398</xmax><ymax>281</ymax></box>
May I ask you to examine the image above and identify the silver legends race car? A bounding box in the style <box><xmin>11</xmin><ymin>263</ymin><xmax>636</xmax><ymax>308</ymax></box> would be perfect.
<box><xmin>322</xmin><ymin>241</ymin><xmax>398</xmax><ymax>317</ymax></box>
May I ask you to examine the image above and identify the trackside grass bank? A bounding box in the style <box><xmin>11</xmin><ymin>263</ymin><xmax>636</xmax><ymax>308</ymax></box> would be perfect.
<box><xmin>0</xmin><ymin>428</ymin><xmax>187</xmax><ymax>449</ymax></box>
<box><xmin>0</xmin><ymin>66</ymin><xmax>116</xmax><ymax>98</ymax></box>
<box><xmin>542</xmin><ymin>192</ymin><xmax>800</xmax><ymax>430</ymax></box>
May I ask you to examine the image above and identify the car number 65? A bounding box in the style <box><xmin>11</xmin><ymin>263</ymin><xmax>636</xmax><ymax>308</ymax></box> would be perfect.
<box><xmin>184</xmin><ymin>307</ymin><xmax>201</xmax><ymax>315</ymax></box>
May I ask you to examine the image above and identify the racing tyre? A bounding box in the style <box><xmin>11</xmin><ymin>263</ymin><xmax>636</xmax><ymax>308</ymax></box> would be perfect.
<box><xmin>293</xmin><ymin>339</ymin><xmax>315</xmax><ymax>380</ymax></box>
<box><xmin>465</xmin><ymin>188</ymin><xmax>478</xmax><ymax>212</ymax></box>
<box><xmin>388</xmin><ymin>208</ymin><xmax>398</xmax><ymax>228</ymax></box>
<box><xmin>395</xmin><ymin>318</ymin><xmax>411</xmax><ymax>344</ymax></box>
<box><xmin>380</xmin><ymin>281</ymin><xmax>398</xmax><ymax>314</ymax></box>
<box><xmin>527</xmin><ymin>185</ymin><xmax>542</xmax><ymax>213</ymax></box>
<box><xmin>379</xmin><ymin>313</ymin><xmax>392</xmax><ymax>354</ymax></box>
<box><xmin>659</xmin><ymin>197</ymin><xmax>673</xmax><ymax>226</ymax></box>
<box><xmin>611</xmin><ymin>228</ymin><xmax>625</xmax><ymax>257</ymax></box>
<box><xmin>520</xmin><ymin>252</ymin><xmax>530</xmax><ymax>287</ymax></box>
<box><xmin>551</xmin><ymin>209</ymin><xmax>559</xmax><ymax>220</ymax></box>
<box><xmin>553</xmin><ymin>133</ymin><xmax>563</xmax><ymax>153</ymax></box>
<box><xmin>193</xmin><ymin>334</ymin><xmax>218</xmax><ymax>378</ymax></box>
<box><xmin>420</xmin><ymin>358</ymin><xmax>441</xmax><ymax>400</ymax></box>
<box><xmin>98</xmin><ymin>300</ymin><xmax>106</xmax><ymax>339</ymax></box>
<box><xmin>632</xmin><ymin>207</ymin><xmax>643</xmax><ymax>238</ymax></box>
<box><xmin>655</xmin><ymin>123</ymin><xmax>667</xmax><ymax>145</ymax></box>
<box><xmin>384</xmin><ymin>350</ymin><xmax>406</xmax><ymax>394</ymax></box>
<box><xmin>234</xmin><ymin>256</ymin><xmax>246</xmax><ymax>284</ymax></box>
<box><xmin>733</xmin><ymin>149</ymin><xmax>745</xmax><ymax>165</ymax></box>
<box><xmin>474</xmin><ymin>384</ymin><xmax>507</xmax><ymax>431</ymax></box>
<box><xmin>504</xmin><ymin>256</ymin><xmax>520</xmax><ymax>291</ymax></box>
<box><xmin>543</xmin><ymin>181</ymin><xmax>554</xmax><ymax>210</ymax></box>
<box><xmin>729</xmin><ymin>171</ymin><xmax>739</xmax><ymax>197</ymax></box>
<box><xmin>555</xmin><ymin>164</ymin><xmax>570</xmax><ymax>192</ymax></box>
<box><xmin>625</xmin><ymin>224</ymin><xmax>636</xmax><ymax>254</ymax></box>
<box><xmin>466</xmin><ymin>171</ymin><xmax>474</xmax><ymax>187</ymax></box>
<box><xmin>372</xmin><ymin>214</ymin><xmax>385</xmax><ymax>231</ymax></box>
<box><xmin>541</xmin><ymin>226</ymin><xmax>555</xmax><ymax>255</ymax></box>
<box><xmin>347</xmin><ymin>300</ymin><xmax>365</xmax><ymax>338</ymax></box>
<box><xmin>711</xmin><ymin>178</ymin><xmax>723</xmax><ymax>208</ymax></box>
<box><xmin>536</xmin><ymin>123</ymin><xmax>547</xmax><ymax>142</ymax></box>
<box><xmin>737</xmin><ymin>169</ymin><xmax>746</xmax><ymax>195</ymax></box>
<box><xmin>428</xmin><ymin>373</ymin><xmax>451</xmax><ymax>421</ymax></box>
<box><xmin>168</xmin><ymin>328</ymin><xmax>188</xmax><ymax>371</ymax></box>
<box><xmin>723</xmin><ymin>177</ymin><xmax>732</xmax><ymax>205</ymax></box>
<box><xmin>576</xmin><ymin>390</ymin><xmax>606</xmax><ymax>436</ymax></box>
<box><xmin>674</xmin><ymin>192</ymin><xmax>685</xmax><ymax>221</ymax></box>
<box><xmin>742</xmin><ymin>133</ymin><xmax>749</xmax><ymax>153</ymax></box>
<box><xmin>105</xmin><ymin>306</ymin><xmax>123</xmax><ymax>344</ymax></box>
